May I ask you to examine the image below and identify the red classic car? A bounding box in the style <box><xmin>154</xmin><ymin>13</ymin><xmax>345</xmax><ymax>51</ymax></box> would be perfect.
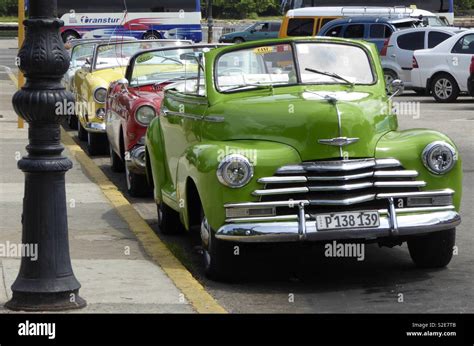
<box><xmin>105</xmin><ymin>42</ymin><xmax>193</xmax><ymax>196</ymax></box>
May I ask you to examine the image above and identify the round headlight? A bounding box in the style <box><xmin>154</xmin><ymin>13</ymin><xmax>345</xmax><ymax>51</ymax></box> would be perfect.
<box><xmin>422</xmin><ymin>141</ymin><xmax>457</xmax><ymax>175</ymax></box>
<box><xmin>217</xmin><ymin>154</ymin><xmax>254</xmax><ymax>188</ymax></box>
<box><xmin>135</xmin><ymin>106</ymin><xmax>156</xmax><ymax>126</ymax></box>
<box><xmin>94</xmin><ymin>87</ymin><xmax>107</xmax><ymax>104</ymax></box>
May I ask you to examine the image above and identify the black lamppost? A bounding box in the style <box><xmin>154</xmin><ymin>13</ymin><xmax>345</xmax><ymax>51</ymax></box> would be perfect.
<box><xmin>207</xmin><ymin>0</ymin><xmax>213</xmax><ymax>43</ymax></box>
<box><xmin>5</xmin><ymin>0</ymin><xmax>86</xmax><ymax>311</ymax></box>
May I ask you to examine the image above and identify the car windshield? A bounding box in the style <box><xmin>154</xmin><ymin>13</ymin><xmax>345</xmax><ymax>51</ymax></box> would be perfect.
<box><xmin>71</xmin><ymin>43</ymin><xmax>96</xmax><ymax>68</ymax></box>
<box><xmin>215</xmin><ymin>42</ymin><xmax>375</xmax><ymax>92</ymax></box>
<box><xmin>423</xmin><ymin>16</ymin><xmax>447</xmax><ymax>27</ymax></box>
<box><xmin>94</xmin><ymin>41</ymin><xmax>189</xmax><ymax>71</ymax></box>
<box><xmin>130</xmin><ymin>47</ymin><xmax>210</xmax><ymax>91</ymax></box>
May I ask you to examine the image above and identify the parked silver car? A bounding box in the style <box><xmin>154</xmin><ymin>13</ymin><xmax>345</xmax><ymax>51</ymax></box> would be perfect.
<box><xmin>381</xmin><ymin>27</ymin><xmax>465</xmax><ymax>94</ymax></box>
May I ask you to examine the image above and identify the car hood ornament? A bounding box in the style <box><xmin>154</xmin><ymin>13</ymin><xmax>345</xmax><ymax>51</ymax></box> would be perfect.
<box><xmin>318</xmin><ymin>137</ymin><xmax>360</xmax><ymax>147</ymax></box>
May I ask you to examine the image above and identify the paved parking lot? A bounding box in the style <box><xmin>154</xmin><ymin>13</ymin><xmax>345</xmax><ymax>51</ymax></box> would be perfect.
<box><xmin>1</xmin><ymin>40</ymin><xmax>473</xmax><ymax>313</ymax></box>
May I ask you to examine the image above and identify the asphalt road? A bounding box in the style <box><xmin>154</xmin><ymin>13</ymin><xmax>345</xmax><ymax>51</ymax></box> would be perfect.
<box><xmin>2</xmin><ymin>42</ymin><xmax>473</xmax><ymax>313</ymax></box>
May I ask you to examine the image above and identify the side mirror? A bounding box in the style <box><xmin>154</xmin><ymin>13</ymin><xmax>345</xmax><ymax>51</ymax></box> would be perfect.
<box><xmin>250</xmin><ymin>29</ymin><xmax>256</xmax><ymax>33</ymax></box>
<box><xmin>85</xmin><ymin>57</ymin><xmax>91</xmax><ymax>65</ymax></box>
<box><xmin>117</xmin><ymin>78</ymin><xmax>129</xmax><ymax>91</ymax></box>
<box><xmin>389</xmin><ymin>79</ymin><xmax>404</xmax><ymax>99</ymax></box>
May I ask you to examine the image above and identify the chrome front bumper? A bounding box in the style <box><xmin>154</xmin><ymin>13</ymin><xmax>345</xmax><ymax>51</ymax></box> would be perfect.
<box><xmin>215</xmin><ymin>209</ymin><xmax>460</xmax><ymax>243</ymax></box>
<box><xmin>125</xmin><ymin>145</ymin><xmax>146</xmax><ymax>174</ymax></box>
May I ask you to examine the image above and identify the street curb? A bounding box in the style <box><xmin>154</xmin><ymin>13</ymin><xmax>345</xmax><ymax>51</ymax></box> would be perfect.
<box><xmin>60</xmin><ymin>128</ymin><xmax>227</xmax><ymax>314</ymax></box>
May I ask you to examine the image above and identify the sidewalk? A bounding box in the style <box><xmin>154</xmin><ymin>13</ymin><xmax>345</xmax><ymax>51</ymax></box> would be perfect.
<box><xmin>0</xmin><ymin>57</ymin><xmax>198</xmax><ymax>313</ymax></box>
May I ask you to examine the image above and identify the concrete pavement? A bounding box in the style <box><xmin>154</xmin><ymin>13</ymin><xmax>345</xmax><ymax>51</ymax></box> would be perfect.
<box><xmin>0</xmin><ymin>39</ymin><xmax>216</xmax><ymax>313</ymax></box>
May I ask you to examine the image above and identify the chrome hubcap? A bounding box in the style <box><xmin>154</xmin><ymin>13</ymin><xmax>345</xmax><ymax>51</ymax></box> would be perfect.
<box><xmin>434</xmin><ymin>79</ymin><xmax>453</xmax><ymax>99</ymax></box>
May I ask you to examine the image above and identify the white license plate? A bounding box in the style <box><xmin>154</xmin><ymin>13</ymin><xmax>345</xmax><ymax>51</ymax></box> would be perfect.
<box><xmin>316</xmin><ymin>211</ymin><xmax>380</xmax><ymax>231</ymax></box>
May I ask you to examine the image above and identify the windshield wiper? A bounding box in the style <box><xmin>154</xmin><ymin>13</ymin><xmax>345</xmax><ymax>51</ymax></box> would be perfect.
<box><xmin>305</xmin><ymin>68</ymin><xmax>354</xmax><ymax>87</ymax></box>
<box><xmin>223</xmin><ymin>83</ymin><xmax>276</xmax><ymax>92</ymax></box>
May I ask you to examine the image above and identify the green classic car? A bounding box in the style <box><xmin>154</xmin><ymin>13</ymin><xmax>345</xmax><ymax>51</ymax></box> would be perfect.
<box><xmin>145</xmin><ymin>37</ymin><xmax>462</xmax><ymax>280</ymax></box>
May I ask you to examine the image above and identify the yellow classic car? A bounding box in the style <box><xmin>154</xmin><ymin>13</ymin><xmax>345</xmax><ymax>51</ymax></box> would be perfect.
<box><xmin>73</xmin><ymin>39</ymin><xmax>192</xmax><ymax>155</ymax></box>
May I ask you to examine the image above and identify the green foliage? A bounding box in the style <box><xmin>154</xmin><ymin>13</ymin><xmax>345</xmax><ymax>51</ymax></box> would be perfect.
<box><xmin>203</xmin><ymin>0</ymin><xmax>281</xmax><ymax>19</ymax></box>
<box><xmin>455</xmin><ymin>0</ymin><xmax>474</xmax><ymax>12</ymax></box>
<box><xmin>0</xmin><ymin>0</ymin><xmax>17</xmax><ymax>17</ymax></box>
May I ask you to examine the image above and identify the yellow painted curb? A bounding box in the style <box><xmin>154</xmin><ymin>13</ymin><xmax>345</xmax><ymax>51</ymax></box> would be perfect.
<box><xmin>61</xmin><ymin>128</ymin><xmax>227</xmax><ymax>314</ymax></box>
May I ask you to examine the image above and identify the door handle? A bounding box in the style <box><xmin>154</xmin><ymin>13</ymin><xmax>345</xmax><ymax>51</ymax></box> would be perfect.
<box><xmin>390</xmin><ymin>54</ymin><xmax>396</xmax><ymax>58</ymax></box>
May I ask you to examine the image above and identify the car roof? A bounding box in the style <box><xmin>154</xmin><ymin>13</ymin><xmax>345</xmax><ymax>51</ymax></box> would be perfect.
<box><xmin>286</xmin><ymin>6</ymin><xmax>435</xmax><ymax>18</ymax></box>
<box><xmin>321</xmin><ymin>16</ymin><xmax>415</xmax><ymax>25</ymax></box>
<box><xmin>389</xmin><ymin>26</ymin><xmax>466</xmax><ymax>37</ymax></box>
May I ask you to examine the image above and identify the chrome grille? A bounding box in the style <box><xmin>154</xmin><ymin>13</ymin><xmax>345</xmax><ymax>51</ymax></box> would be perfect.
<box><xmin>255</xmin><ymin>158</ymin><xmax>425</xmax><ymax>212</ymax></box>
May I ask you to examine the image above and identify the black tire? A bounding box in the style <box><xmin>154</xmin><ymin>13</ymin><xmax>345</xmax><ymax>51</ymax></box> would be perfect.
<box><xmin>125</xmin><ymin>164</ymin><xmax>151</xmax><ymax>197</ymax></box>
<box><xmin>67</xmin><ymin>114</ymin><xmax>78</xmax><ymax>130</ymax></box>
<box><xmin>77</xmin><ymin>118</ymin><xmax>88</xmax><ymax>141</ymax></box>
<box><xmin>109</xmin><ymin>144</ymin><xmax>125</xmax><ymax>173</ymax></box>
<box><xmin>408</xmin><ymin>228</ymin><xmax>455</xmax><ymax>268</ymax></box>
<box><xmin>384</xmin><ymin>69</ymin><xmax>398</xmax><ymax>95</ymax></box>
<box><xmin>157</xmin><ymin>202</ymin><xmax>184</xmax><ymax>235</ymax></box>
<box><xmin>87</xmin><ymin>132</ymin><xmax>108</xmax><ymax>156</ymax></box>
<box><xmin>201</xmin><ymin>213</ymin><xmax>236</xmax><ymax>281</ymax></box>
<box><xmin>431</xmin><ymin>74</ymin><xmax>460</xmax><ymax>103</ymax></box>
<box><xmin>143</xmin><ymin>31</ymin><xmax>161</xmax><ymax>40</ymax></box>
<box><xmin>233</xmin><ymin>37</ymin><xmax>245</xmax><ymax>44</ymax></box>
<box><xmin>62</xmin><ymin>30</ymin><xmax>80</xmax><ymax>43</ymax></box>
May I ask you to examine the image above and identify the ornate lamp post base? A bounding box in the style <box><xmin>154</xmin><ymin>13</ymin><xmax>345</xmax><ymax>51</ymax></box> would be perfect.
<box><xmin>6</xmin><ymin>291</ymin><xmax>86</xmax><ymax>312</ymax></box>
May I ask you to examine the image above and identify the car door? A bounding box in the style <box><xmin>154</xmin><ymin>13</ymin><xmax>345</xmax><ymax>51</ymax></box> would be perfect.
<box><xmin>449</xmin><ymin>33</ymin><xmax>474</xmax><ymax>91</ymax></box>
<box><xmin>250</xmin><ymin>22</ymin><xmax>271</xmax><ymax>41</ymax></box>
<box><xmin>160</xmin><ymin>73</ymin><xmax>208</xmax><ymax>191</ymax></box>
<box><xmin>394</xmin><ymin>31</ymin><xmax>425</xmax><ymax>82</ymax></box>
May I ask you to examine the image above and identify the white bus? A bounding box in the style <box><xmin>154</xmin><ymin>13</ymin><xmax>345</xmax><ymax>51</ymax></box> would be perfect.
<box><xmin>57</xmin><ymin>0</ymin><xmax>202</xmax><ymax>42</ymax></box>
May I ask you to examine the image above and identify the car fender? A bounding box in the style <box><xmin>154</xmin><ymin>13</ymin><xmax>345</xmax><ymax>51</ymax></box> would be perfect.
<box><xmin>175</xmin><ymin>140</ymin><xmax>302</xmax><ymax>231</ymax></box>
<box><xmin>376</xmin><ymin>129</ymin><xmax>463</xmax><ymax>211</ymax></box>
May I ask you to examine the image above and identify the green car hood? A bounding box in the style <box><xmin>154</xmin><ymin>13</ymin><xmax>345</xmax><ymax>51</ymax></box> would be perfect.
<box><xmin>204</xmin><ymin>89</ymin><xmax>397</xmax><ymax>161</ymax></box>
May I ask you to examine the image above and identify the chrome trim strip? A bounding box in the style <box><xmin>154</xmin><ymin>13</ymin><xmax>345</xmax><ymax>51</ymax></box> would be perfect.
<box><xmin>252</xmin><ymin>187</ymin><xmax>309</xmax><ymax>196</ymax></box>
<box><xmin>275</xmin><ymin>158</ymin><xmax>401</xmax><ymax>174</ymax></box>
<box><xmin>374</xmin><ymin>170</ymin><xmax>418</xmax><ymax>178</ymax></box>
<box><xmin>375</xmin><ymin>158</ymin><xmax>402</xmax><ymax>168</ymax></box>
<box><xmin>215</xmin><ymin>211</ymin><xmax>461</xmax><ymax>243</ymax></box>
<box><xmin>203</xmin><ymin>116</ymin><xmax>225</xmax><ymax>123</ymax></box>
<box><xmin>226</xmin><ymin>215</ymin><xmax>305</xmax><ymax>223</ymax></box>
<box><xmin>225</xmin><ymin>200</ymin><xmax>310</xmax><ymax>208</ymax></box>
<box><xmin>378</xmin><ymin>206</ymin><xmax>455</xmax><ymax>214</ymax></box>
<box><xmin>308</xmin><ymin>182</ymin><xmax>373</xmax><ymax>192</ymax></box>
<box><xmin>374</xmin><ymin>181</ymin><xmax>426</xmax><ymax>188</ymax></box>
<box><xmin>163</xmin><ymin>110</ymin><xmax>203</xmax><ymax>121</ymax></box>
<box><xmin>258</xmin><ymin>176</ymin><xmax>308</xmax><ymax>184</ymax></box>
<box><xmin>307</xmin><ymin>171</ymin><xmax>374</xmax><ymax>181</ymax></box>
<box><xmin>309</xmin><ymin>194</ymin><xmax>376</xmax><ymax>206</ymax></box>
<box><xmin>377</xmin><ymin>189</ymin><xmax>454</xmax><ymax>199</ymax></box>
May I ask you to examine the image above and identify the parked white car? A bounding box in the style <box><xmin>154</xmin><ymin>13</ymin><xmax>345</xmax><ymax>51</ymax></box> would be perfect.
<box><xmin>411</xmin><ymin>29</ymin><xmax>474</xmax><ymax>102</ymax></box>
<box><xmin>381</xmin><ymin>27</ymin><xmax>465</xmax><ymax>94</ymax></box>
